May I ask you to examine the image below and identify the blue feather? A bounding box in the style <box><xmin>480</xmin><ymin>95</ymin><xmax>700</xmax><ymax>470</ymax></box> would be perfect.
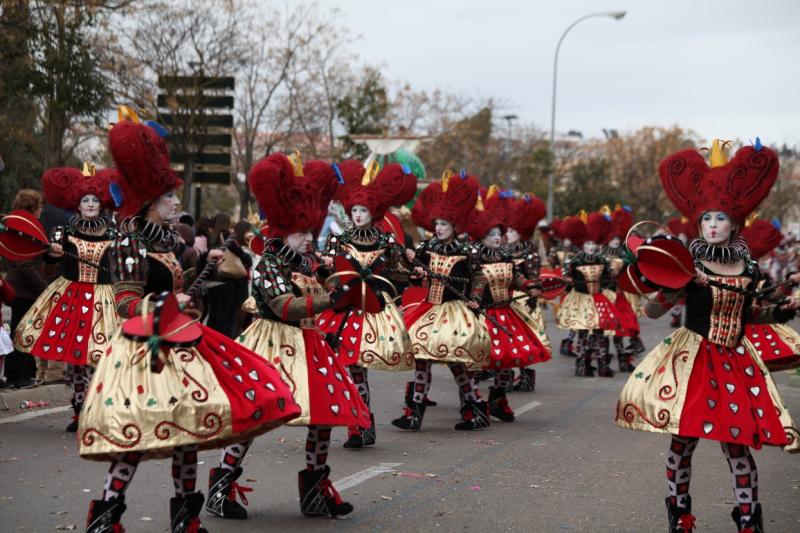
<box><xmin>331</xmin><ymin>162</ymin><xmax>344</xmax><ymax>184</ymax></box>
<box><xmin>623</xmin><ymin>205</ymin><xmax>632</xmax><ymax>212</ymax></box>
<box><xmin>603</xmin><ymin>214</ymin><xmax>612</xmax><ymax>221</ymax></box>
<box><xmin>771</xmin><ymin>217</ymin><xmax>782</xmax><ymax>230</ymax></box>
<box><xmin>109</xmin><ymin>182</ymin><xmax>124</xmax><ymax>208</ymax></box>
<box><xmin>146</xmin><ymin>120</ymin><xmax>169</xmax><ymax>138</ymax></box>
<box><xmin>459</xmin><ymin>169</ymin><xmax>466</xmax><ymax>179</ymax></box>
<box><xmin>753</xmin><ymin>137</ymin><xmax>763</xmax><ymax>151</ymax></box>
<box><xmin>401</xmin><ymin>164</ymin><xmax>411</xmax><ymax>175</ymax></box>
<box><xmin>500</xmin><ymin>189</ymin><xmax>515</xmax><ymax>199</ymax></box>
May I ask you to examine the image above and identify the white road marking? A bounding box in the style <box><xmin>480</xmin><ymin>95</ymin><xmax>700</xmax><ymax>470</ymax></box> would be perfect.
<box><xmin>514</xmin><ymin>400</ymin><xmax>542</xmax><ymax>416</ymax></box>
<box><xmin>0</xmin><ymin>405</ymin><xmax>70</xmax><ymax>425</ymax></box>
<box><xmin>334</xmin><ymin>462</ymin><xmax>403</xmax><ymax>492</ymax></box>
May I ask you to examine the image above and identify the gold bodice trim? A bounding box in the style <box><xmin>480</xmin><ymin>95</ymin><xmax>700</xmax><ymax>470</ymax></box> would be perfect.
<box><xmin>291</xmin><ymin>272</ymin><xmax>327</xmax><ymax>328</ymax></box>
<box><xmin>427</xmin><ymin>252</ymin><xmax>464</xmax><ymax>305</ymax></box>
<box><xmin>576</xmin><ymin>264</ymin><xmax>604</xmax><ymax>294</ymax></box>
<box><xmin>481</xmin><ymin>262</ymin><xmax>513</xmax><ymax>302</ymax></box>
<box><xmin>708</xmin><ymin>275</ymin><xmax>748</xmax><ymax>347</ymax></box>
<box><xmin>69</xmin><ymin>235</ymin><xmax>111</xmax><ymax>283</ymax></box>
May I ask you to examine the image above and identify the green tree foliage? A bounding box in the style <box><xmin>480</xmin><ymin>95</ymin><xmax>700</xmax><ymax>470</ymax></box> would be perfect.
<box><xmin>336</xmin><ymin>67</ymin><xmax>388</xmax><ymax>159</ymax></box>
<box><xmin>554</xmin><ymin>158</ymin><xmax>619</xmax><ymax>216</ymax></box>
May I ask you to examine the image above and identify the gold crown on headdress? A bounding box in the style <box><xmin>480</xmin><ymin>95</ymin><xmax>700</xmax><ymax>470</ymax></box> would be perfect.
<box><xmin>82</xmin><ymin>161</ymin><xmax>96</xmax><ymax>177</ymax></box>
<box><xmin>289</xmin><ymin>150</ymin><xmax>304</xmax><ymax>177</ymax></box>
<box><xmin>440</xmin><ymin>169</ymin><xmax>454</xmax><ymax>192</ymax></box>
<box><xmin>708</xmin><ymin>139</ymin><xmax>733</xmax><ymax>168</ymax></box>
<box><xmin>361</xmin><ymin>160</ymin><xmax>380</xmax><ymax>186</ymax></box>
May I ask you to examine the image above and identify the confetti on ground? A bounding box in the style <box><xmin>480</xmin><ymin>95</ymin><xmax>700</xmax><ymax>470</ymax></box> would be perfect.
<box><xmin>380</xmin><ymin>495</ymin><xmax>392</xmax><ymax>500</ymax></box>
<box><xmin>470</xmin><ymin>485</ymin><xmax>481</xmax><ymax>491</ymax></box>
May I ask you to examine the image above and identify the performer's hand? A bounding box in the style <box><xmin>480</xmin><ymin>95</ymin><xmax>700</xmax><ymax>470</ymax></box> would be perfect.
<box><xmin>528</xmin><ymin>288</ymin><xmax>542</xmax><ymax>298</ymax></box>
<box><xmin>790</xmin><ymin>272</ymin><xmax>800</xmax><ymax>285</ymax></box>
<box><xmin>694</xmin><ymin>269</ymin><xmax>709</xmax><ymax>286</ymax></box>
<box><xmin>48</xmin><ymin>244</ymin><xmax>64</xmax><ymax>258</ymax></box>
<box><xmin>413</xmin><ymin>266</ymin><xmax>426</xmax><ymax>278</ymax></box>
<box><xmin>405</xmin><ymin>249</ymin><xmax>416</xmax><ymax>263</ymax></box>
<box><xmin>466</xmin><ymin>300</ymin><xmax>479</xmax><ymax>310</ymax></box>
<box><xmin>208</xmin><ymin>249</ymin><xmax>225</xmax><ymax>264</ymax></box>
<box><xmin>176</xmin><ymin>293</ymin><xmax>192</xmax><ymax>306</ymax></box>
<box><xmin>321</xmin><ymin>256</ymin><xmax>334</xmax><ymax>269</ymax></box>
<box><xmin>780</xmin><ymin>297</ymin><xmax>800</xmax><ymax>311</ymax></box>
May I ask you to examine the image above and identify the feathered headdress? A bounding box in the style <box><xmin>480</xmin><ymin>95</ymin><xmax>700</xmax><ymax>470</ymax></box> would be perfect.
<box><xmin>411</xmin><ymin>169</ymin><xmax>480</xmax><ymax>232</ymax></box>
<box><xmin>740</xmin><ymin>218</ymin><xmax>783</xmax><ymax>260</ymax></box>
<box><xmin>509</xmin><ymin>193</ymin><xmax>547</xmax><ymax>241</ymax></box>
<box><xmin>465</xmin><ymin>185</ymin><xmax>509</xmax><ymax>240</ymax></box>
<box><xmin>659</xmin><ymin>139</ymin><xmax>779</xmax><ymax>224</ymax></box>
<box><xmin>42</xmin><ymin>162</ymin><xmax>116</xmax><ymax>211</ymax></box>
<box><xmin>248</xmin><ymin>152</ymin><xmax>338</xmax><ymax>238</ymax></box>
<box><xmin>108</xmin><ymin>106</ymin><xmax>183</xmax><ymax>218</ymax></box>
<box><xmin>335</xmin><ymin>160</ymin><xmax>417</xmax><ymax>221</ymax></box>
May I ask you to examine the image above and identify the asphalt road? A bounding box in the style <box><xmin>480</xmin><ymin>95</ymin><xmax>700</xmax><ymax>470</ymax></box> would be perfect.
<box><xmin>1</xmin><ymin>313</ymin><xmax>799</xmax><ymax>533</ymax></box>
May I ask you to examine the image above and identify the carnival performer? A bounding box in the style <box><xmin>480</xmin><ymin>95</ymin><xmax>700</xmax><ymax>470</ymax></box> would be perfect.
<box><xmin>391</xmin><ymin>170</ymin><xmax>491</xmax><ymax>432</ymax></box>
<box><xmin>13</xmin><ymin>163</ymin><xmax>119</xmax><ymax>432</ymax></box>
<box><xmin>603</xmin><ymin>205</ymin><xmax>644</xmax><ymax>372</ymax></box>
<box><xmin>209</xmin><ymin>152</ymin><xmax>371</xmax><ymax>520</ymax></box>
<box><xmin>79</xmin><ymin>110</ymin><xmax>300</xmax><ymax>533</ymax></box>
<box><xmin>557</xmin><ymin>212</ymin><xmax>619</xmax><ymax>377</ymax></box>
<box><xmin>503</xmin><ymin>192</ymin><xmax>552</xmax><ymax>392</ymax></box>
<box><xmin>615</xmin><ymin>139</ymin><xmax>800</xmax><ymax>533</ymax></box>
<box><xmin>547</xmin><ymin>217</ymin><xmax>578</xmax><ymax>356</ymax></box>
<box><xmin>317</xmin><ymin>159</ymin><xmax>416</xmax><ymax>449</ymax></box>
<box><xmin>741</xmin><ymin>218</ymin><xmax>800</xmax><ymax>372</ymax></box>
<box><xmin>466</xmin><ymin>188</ymin><xmax>550</xmax><ymax>422</ymax></box>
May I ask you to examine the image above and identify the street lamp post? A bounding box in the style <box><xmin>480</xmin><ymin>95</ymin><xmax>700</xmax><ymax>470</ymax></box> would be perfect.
<box><xmin>546</xmin><ymin>11</ymin><xmax>626</xmax><ymax>219</ymax></box>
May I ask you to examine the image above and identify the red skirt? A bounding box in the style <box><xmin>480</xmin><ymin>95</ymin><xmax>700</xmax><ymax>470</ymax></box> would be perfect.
<box><xmin>482</xmin><ymin>305</ymin><xmax>550</xmax><ymax>369</ymax></box>
<box><xmin>678</xmin><ymin>340</ymin><xmax>789</xmax><ymax>448</ymax></box>
<box><xmin>745</xmin><ymin>323</ymin><xmax>800</xmax><ymax>372</ymax></box>
<box><xmin>613</xmin><ymin>290</ymin><xmax>640</xmax><ymax>336</ymax></box>
<box><xmin>237</xmin><ymin>318</ymin><xmax>371</xmax><ymax>428</ymax></box>
<box><xmin>14</xmin><ymin>278</ymin><xmax>118</xmax><ymax>366</ymax></box>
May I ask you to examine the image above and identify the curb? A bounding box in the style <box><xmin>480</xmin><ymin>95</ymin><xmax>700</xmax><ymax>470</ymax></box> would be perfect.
<box><xmin>789</xmin><ymin>371</ymin><xmax>800</xmax><ymax>389</ymax></box>
<box><xmin>0</xmin><ymin>383</ymin><xmax>71</xmax><ymax>411</ymax></box>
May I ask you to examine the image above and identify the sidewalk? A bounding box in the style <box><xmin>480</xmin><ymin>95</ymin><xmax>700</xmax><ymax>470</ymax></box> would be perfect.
<box><xmin>0</xmin><ymin>382</ymin><xmax>71</xmax><ymax>413</ymax></box>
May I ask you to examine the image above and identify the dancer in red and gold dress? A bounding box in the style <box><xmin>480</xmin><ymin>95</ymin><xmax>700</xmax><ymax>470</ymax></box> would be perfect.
<box><xmin>615</xmin><ymin>139</ymin><xmax>799</xmax><ymax>532</ymax></box>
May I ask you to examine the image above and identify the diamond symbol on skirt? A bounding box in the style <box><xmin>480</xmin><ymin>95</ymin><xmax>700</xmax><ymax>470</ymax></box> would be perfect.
<box><xmin>729</xmin><ymin>427</ymin><xmax>741</xmax><ymax>438</ymax></box>
<box><xmin>244</xmin><ymin>389</ymin><xmax>255</xmax><ymax>402</ymax></box>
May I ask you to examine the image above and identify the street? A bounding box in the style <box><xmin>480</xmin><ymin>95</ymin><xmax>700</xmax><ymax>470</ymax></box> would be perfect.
<box><xmin>2</xmin><ymin>313</ymin><xmax>799</xmax><ymax>533</ymax></box>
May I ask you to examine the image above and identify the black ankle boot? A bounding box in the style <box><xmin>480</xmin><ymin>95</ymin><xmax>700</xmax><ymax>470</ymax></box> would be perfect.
<box><xmin>66</xmin><ymin>400</ymin><xmax>81</xmax><ymax>433</ymax></box>
<box><xmin>488</xmin><ymin>387</ymin><xmax>515</xmax><ymax>422</ymax></box>
<box><xmin>170</xmin><ymin>492</ymin><xmax>208</xmax><ymax>533</ymax></box>
<box><xmin>454</xmin><ymin>399</ymin><xmax>490</xmax><ymax>430</ymax></box>
<box><xmin>391</xmin><ymin>399</ymin><xmax>426</xmax><ymax>430</ymax></box>
<box><xmin>86</xmin><ymin>497</ymin><xmax>126</xmax><ymax>533</ymax></box>
<box><xmin>559</xmin><ymin>338</ymin><xmax>572</xmax><ymax>356</ymax></box>
<box><xmin>618</xmin><ymin>351</ymin><xmax>635</xmax><ymax>372</ymax></box>
<box><xmin>206</xmin><ymin>467</ymin><xmax>248</xmax><ymax>519</ymax></box>
<box><xmin>666</xmin><ymin>496</ymin><xmax>696</xmax><ymax>532</ymax></box>
<box><xmin>575</xmin><ymin>355</ymin><xmax>595</xmax><ymax>377</ymax></box>
<box><xmin>597</xmin><ymin>354</ymin><xmax>615</xmax><ymax>377</ymax></box>
<box><xmin>732</xmin><ymin>503</ymin><xmax>763</xmax><ymax>533</ymax></box>
<box><xmin>513</xmin><ymin>368</ymin><xmax>536</xmax><ymax>392</ymax></box>
<box><xmin>298</xmin><ymin>465</ymin><xmax>353</xmax><ymax>517</ymax></box>
<box><xmin>344</xmin><ymin>413</ymin><xmax>376</xmax><ymax>448</ymax></box>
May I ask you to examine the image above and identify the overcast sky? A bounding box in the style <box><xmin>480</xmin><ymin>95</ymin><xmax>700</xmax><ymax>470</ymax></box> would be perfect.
<box><xmin>328</xmin><ymin>0</ymin><xmax>800</xmax><ymax>147</ymax></box>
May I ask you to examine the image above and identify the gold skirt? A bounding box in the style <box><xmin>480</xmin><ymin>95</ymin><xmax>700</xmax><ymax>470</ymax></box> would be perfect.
<box><xmin>615</xmin><ymin>328</ymin><xmax>799</xmax><ymax>453</ymax></box>
<box><xmin>404</xmin><ymin>300</ymin><xmax>490</xmax><ymax>369</ymax></box>
<box><xmin>237</xmin><ymin>319</ymin><xmax>371</xmax><ymax>428</ymax></box>
<box><xmin>317</xmin><ymin>297</ymin><xmax>414</xmax><ymax>371</ymax></box>
<box><xmin>79</xmin><ymin>327</ymin><xmax>300</xmax><ymax>461</ymax></box>
<box><xmin>14</xmin><ymin>277</ymin><xmax>118</xmax><ymax>366</ymax></box>
<box><xmin>556</xmin><ymin>290</ymin><xmax>618</xmax><ymax>331</ymax></box>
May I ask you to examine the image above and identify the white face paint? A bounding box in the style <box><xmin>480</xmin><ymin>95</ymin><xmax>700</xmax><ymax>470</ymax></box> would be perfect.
<box><xmin>506</xmin><ymin>227</ymin><xmax>520</xmax><ymax>244</ymax></box>
<box><xmin>482</xmin><ymin>227</ymin><xmax>502</xmax><ymax>249</ymax></box>
<box><xmin>563</xmin><ymin>238</ymin><xmax>572</xmax><ymax>247</ymax></box>
<box><xmin>154</xmin><ymin>190</ymin><xmax>180</xmax><ymax>222</ymax></box>
<box><xmin>434</xmin><ymin>219</ymin><xmax>454</xmax><ymax>241</ymax></box>
<box><xmin>350</xmin><ymin>205</ymin><xmax>372</xmax><ymax>229</ymax></box>
<box><xmin>608</xmin><ymin>236</ymin><xmax>621</xmax><ymax>248</ymax></box>
<box><xmin>583</xmin><ymin>240</ymin><xmax>599</xmax><ymax>255</ymax></box>
<box><xmin>78</xmin><ymin>194</ymin><xmax>101</xmax><ymax>220</ymax></box>
<box><xmin>286</xmin><ymin>230</ymin><xmax>314</xmax><ymax>254</ymax></box>
<box><xmin>700</xmin><ymin>211</ymin><xmax>733</xmax><ymax>245</ymax></box>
